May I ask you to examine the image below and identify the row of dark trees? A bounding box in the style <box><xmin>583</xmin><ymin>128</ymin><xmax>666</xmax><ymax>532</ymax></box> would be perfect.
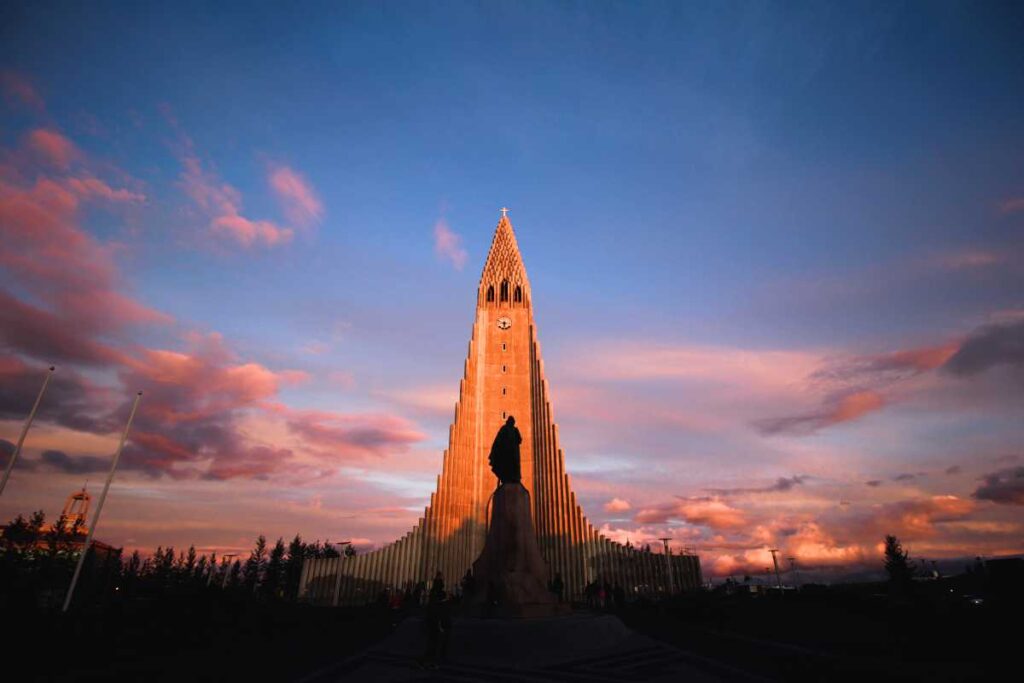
<box><xmin>0</xmin><ymin>508</ymin><xmax>356</xmax><ymax>609</ymax></box>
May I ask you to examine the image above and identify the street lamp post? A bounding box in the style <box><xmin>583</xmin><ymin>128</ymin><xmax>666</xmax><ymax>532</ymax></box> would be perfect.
<box><xmin>0</xmin><ymin>366</ymin><xmax>55</xmax><ymax>498</ymax></box>
<box><xmin>63</xmin><ymin>392</ymin><xmax>142</xmax><ymax>613</ymax></box>
<box><xmin>769</xmin><ymin>548</ymin><xmax>783</xmax><ymax>594</ymax></box>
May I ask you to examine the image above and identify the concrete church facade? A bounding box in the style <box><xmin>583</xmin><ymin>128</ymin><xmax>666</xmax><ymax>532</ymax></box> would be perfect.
<box><xmin>300</xmin><ymin>214</ymin><xmax>701</xmax><ymax>605</ymax></box>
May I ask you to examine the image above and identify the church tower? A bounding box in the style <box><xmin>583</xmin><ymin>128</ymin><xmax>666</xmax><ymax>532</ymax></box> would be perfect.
<box><xmin>300</xmin><ymin>212</ymin><xmax>701</xmax><ymax>604</ymax></box>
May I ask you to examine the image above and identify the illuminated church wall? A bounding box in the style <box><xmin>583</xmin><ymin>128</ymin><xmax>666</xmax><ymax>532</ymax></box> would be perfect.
<box><xmin>300</xmin><ymin>214</ymin><xmax>701</xmax><ymax>604</ymax></box>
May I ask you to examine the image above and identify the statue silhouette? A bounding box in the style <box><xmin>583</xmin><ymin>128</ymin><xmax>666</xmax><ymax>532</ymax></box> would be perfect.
<box><xmin>488</xmin><ymin>416</ymin><xmax>522</xmax><ymax>485</ymax></box>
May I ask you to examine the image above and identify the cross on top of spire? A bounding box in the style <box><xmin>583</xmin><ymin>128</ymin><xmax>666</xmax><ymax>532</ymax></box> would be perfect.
<box><xmin>500</xmin><ymin>206</ymin><xmax>510</xmax><ymax>217</ymax></box>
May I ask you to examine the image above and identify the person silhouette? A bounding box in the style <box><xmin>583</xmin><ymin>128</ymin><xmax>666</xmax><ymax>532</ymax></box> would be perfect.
<box><xmin>488</xmin><ymin>416</ymin><xmax>522</xmax><ymax>485</ymax></box>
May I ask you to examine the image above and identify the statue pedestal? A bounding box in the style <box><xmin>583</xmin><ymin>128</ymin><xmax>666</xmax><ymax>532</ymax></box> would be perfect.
<box><xmin>472</xmin><ymin>483</ymin><xmax>566</xmax><ymax>617</ymax></box>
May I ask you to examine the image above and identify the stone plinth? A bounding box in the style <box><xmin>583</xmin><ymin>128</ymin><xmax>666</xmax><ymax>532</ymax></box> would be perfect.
<box><xmin>472</xmin><ymin>483</ymin><xmax>563</xmax><ymax>617</ymax></box>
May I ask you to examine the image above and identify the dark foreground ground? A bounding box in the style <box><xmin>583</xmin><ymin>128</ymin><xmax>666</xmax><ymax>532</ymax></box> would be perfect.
<box><xmin>3</xmin><ymin>588</ymin><xmax>1015</xmax><ymax>681</ymax></box>
<box><xmin>621</xmin><ymin>589</ymin><xmax>1016</xmax><ymax>682</ymax></box>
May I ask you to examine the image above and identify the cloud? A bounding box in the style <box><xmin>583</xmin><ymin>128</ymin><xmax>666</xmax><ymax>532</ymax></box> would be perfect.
<box><xmin>878</xmin><ymin>495</ymin><xmax>975</xmax><ymax>536</ymax></box>
<box><xmin>933</xmin><ymin>249</ymin><xmax>1005</xmax><ymax>271</ymax></box>
<box><xmin>944</xmin><ymin>465</ymin><xmax>962</xmax><ymax>475</ymax></box>
<box><xmin>943</xmin><ymin>320</ymin><xmax>1024</xmax><ymax>376</ymax></box>
<box><xmin>269</xmin><ymin>165</ymin><xmax>323</xmax><ymax>227</ymax></box>
<box><xmin>0</xmin><ymin>291</ymin><xmax>129</xmax><ymax>366</ymax></box>
<box><xmin>973</xmin><ymin>467</ymin><xmax>1024</xmax><ymax>505</ymax></box>
<box><xmin>604</xmin><ymin>497</ymin><xmax>632</xmax><ymax>513</ymax></box>
<box><xmin>204</xmin><ymin>445</ymin><xmax>295</xmax><ymax>481</ymax></box>
<box><xmin>816</xmin><ymin>344</ymin><xmax>958</xmax><ymax>382</ymax></box>
<box><xmin>635</xmin><ymin>497</ymin><xmax>746</xmax><ymax>529</ymax></box>
<box><xmin>706</xmin><ymin>475</ymin><xmax>808</xmax><ymax>496</ymax></box>
<box><xmin>0</xmin><ymin>70</ymin><xmax>44</xmax><ymax>111</ymax></box>
<box><xmin>754</xmin><ymin>389</ymin><xmax>884</xmax><ymax>436</ymax></box>
<box><xmin>433</xmin><ymin>218</ymin><xmax>467</xmax><ymax>270</ymax></box>
<box><xmin>571</xmin><ymin>343</ymin><xmax>818</xmax><ymax>388</ymax></box>
<box><xmin>26</xmin><ymin>129</ymin><xmax>78</xmax><ymax>169</ymax></box>
<box><xmin>177</xmin><ymin>144</ymin><xmax>292</xmax><ymax>248</ymax></box>
<box><xmin>999</xmin><ymin>197</ymin><xmax>1024</xmax><ymax>215</ymax></box>
<box><xmin>274</xmin><ymin>404</ymin><xmax>425</xmax><ymax>459</ymax></box>
<box><xmin>865</xmin><ymin>480</ymin><xmax>882</xmax><ymax>487</ymax></box>
<box><xmin>39</xmin><ymin>449</ymin><xmax>110</xmax><ymax>475</ymax></box>
<box><xmin>0</xmin><ymin>142</ymin><xmax>164</xmax><ymax>367</ymax></box>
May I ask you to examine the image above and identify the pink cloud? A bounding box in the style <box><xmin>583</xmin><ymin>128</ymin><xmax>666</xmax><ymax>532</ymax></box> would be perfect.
<box><xmin>635</xmin><ymin>497</ymin><xmax>746</xmax><ymax>530</ymax></box>
<box><xmin>934</xmin><ymin>248</ymin><xmax>1004</xmax><ymax>271</ymax></box>
<box><xmin>0</xmin><ymin>154</ymin><xmax>165</xmax><ymax>360</ymax></box>
<box><xmin>377</xmin><ymin>384</ymin><xmax>457</xmax><ymax>417</ymax></box>
<box><xmin>434</xmin><ymin>217</ymin><xmax>467</xmax><ymax>270</ymax></box>
<box><xmin>27</xmin><ymin>129</ymin><xmax>78</xmax><ymax>169</ymax></box>
<box><xmin>64</xmin><ymin>176</ymin><xmax>145</xmax><ymax>203</ymax></box>
<box><xmin>269</xmin><ymin>403</ymin><xmax>425</xmax><ymax>459</ymax></box>
<box><xmin>269</xmin><ymin>165</ymin><xmax>323</xmax><ymax>227</ymax></box>
<box><xmin>878</xmin><ymin>495</ymin><xmax>975</xmax><ymax>536</ymax></box>
<box><xmin>604</xmin><ymin>497</ymin><xmax>632</xmax><ymax>513</ymax></box>
<box><xmin>755</xmin><ymin>389</ymin><xmax>885</xmax><ymax>435</ymax></box>
<box><xmin>212</xmin><ymin>214</ymin><xmax>293</xmax><ymax>247</ymax></box>
<box><xmin>999</xmin><ymin>197</ymin><xmax>1024</xmax><ymax>215</ymax></box>
<box><xmin>0</xmin><ymin>70</ymin><xmax>45</xmax><ymax>111</ymax></box>
<box><xmin>178</xmin><ymin>148</ymin><xmax>293</xmax><ymax>248</ymax></box>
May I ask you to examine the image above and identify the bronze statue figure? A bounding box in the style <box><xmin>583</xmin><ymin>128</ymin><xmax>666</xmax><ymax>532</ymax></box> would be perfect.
<box><xmin>488</xmin><ymin>416</ymin><xmax>521</xmax><ymax>485</ymax></box>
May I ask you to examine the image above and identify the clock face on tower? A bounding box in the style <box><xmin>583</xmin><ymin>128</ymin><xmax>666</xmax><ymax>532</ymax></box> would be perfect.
<box><xmin>496</xmin><ymin>317</ymin><xmax>512</xmax><ymax>330</ymax></box>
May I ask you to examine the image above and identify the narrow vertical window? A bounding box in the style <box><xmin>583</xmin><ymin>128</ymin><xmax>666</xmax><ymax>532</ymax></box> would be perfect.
<box><xmin>500</xmin><ymin>280</ymin><xmax>509</xmax><ymax>302</ymax></box>
<box><xmin>501</xmin><ymin>365</ymin><xmax>506</xmax><ymax>373</ymax></box>
<box><xmin>501</xmin><ymin>343</ymin><xmax>506</xmax><ymax>351</ymax></box>
<box><xmin>514</xmin><ymin>286</ymin><xmax>522</xmax><ymax>303</ymax></box>
<box><xmin>486</xmin><ymin>285</ymin><xmax>494</xmax><ymax>302</ymax></box>
<box><xmin>502</xmin><ymin>386</ymin><xmax>506</xmax><ymax>396</ymax></box>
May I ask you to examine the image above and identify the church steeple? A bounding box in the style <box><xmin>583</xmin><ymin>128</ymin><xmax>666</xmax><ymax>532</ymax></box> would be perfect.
<box><xmin>298</xmin><ymin>208</ymin><xmax>702</xmax><ymax>606</ymax></box>
<box><xmin>479</xmin><ymin>210</ymin><xmax>531</xmax><ymax>309</ymax></box>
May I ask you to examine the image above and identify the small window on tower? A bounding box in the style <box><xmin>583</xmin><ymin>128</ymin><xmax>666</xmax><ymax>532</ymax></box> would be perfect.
<box><xmin>502</xmin><ymin>411</ymin><xmax>507</xmax><ymax>419</ymax></box>
<box><xmin>514</xmin><ymin>286</ymin><xmax>522</xmax><ymax>303</ymax></box>
<box><xmin>502</xmin><ymin>343</ymin><xmax>506</xmax><ymax>351</ymax></box>
<box><xmin>502</xmin><ymin>387</ymin><xmax>506</xmax><ymax>395</ymax></box>
<box><xmin>486</xmin><ymin>285</ymin><xmax>494</xmax><ymax>302</ymax></box>
<box><xmin>500</xmin><ymin>280</ymin><xmax>509</xmax><ymax>302</ymax></box>
<box><xmin>502</xmin><ymin>365</ymin><xmax>506</xmax><ymax>373</ymax></box>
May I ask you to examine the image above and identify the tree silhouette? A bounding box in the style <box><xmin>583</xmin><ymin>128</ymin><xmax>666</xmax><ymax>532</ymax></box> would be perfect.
<box><xmin>243</xmin><ymin>535</ymin><xmax>267</xmax><ymax>593</ymax></box>
<box><xmin>185</xmin><ymin>545</ymin><xmax>197</xmax><ymax>576</ymax></box>
<box><xmin>285</xmin><ymin>534</ymin><xmax>306</xmax><ymax>600</ymax></box>
<box><xmin>263</xmin><ymin>538</ymin><xmax>287</xmax><ymax>598</ymax></box>
<box><xmin>228</xmin><ymin>559</ymin><xmax>241</xmax><ymax>588</ymax></box>
<box><xmin>884</xmin><ymin>534</ymin><xmax>914</xmax><ymax>588</ymax></box>
<box><xmin>46</xmin><ymin>514</ymin><xmax>68</xmax><ymax>557</ymax></box>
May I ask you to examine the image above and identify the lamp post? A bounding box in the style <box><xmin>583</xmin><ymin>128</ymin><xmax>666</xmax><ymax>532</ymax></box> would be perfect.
<box><xmin>63</xmin><ymin>391</ymin><xmax>142</xmax><ymax>613</ymax></box>
<box><xmin>0</xmin><ymin>366</ymin><xmax>55</xmax><ymax>498</ymax></box>
<box><xmin>769</xmin><ymin>548</ymin><xmax>783</xmax><ymax>594</ymax></box>
<box><xmin>332</xmin><ymin>541</ymin><xmax>352</xmax><ymax>607</ymax></box>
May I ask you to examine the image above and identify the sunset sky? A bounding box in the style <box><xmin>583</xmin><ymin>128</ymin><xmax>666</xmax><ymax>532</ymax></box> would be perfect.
<box><xmin>1</xmin><ymin>2</ymin><xmax>1022</xmax><ymax>580</ymax></box>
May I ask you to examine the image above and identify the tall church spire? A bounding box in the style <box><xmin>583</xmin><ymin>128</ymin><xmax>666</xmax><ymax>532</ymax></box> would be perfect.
<box><xmin>479</xmin><ymin>210</ymin><xmax>531</xmax><ymax>309</ymax></box>
<box><xmin>299</xmin><ymin>209</ymin><xmax>702</xmax><ymax>606</ymax></box>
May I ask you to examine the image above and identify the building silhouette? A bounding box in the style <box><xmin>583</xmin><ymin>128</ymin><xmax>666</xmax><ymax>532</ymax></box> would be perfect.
<box><xmin>300</xmin><ymin>213</ymin><xmax>701</xmax><ymax>604</ymax></box>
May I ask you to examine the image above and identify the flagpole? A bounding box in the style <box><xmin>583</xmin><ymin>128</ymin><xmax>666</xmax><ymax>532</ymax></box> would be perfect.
<box><xmin>0</xmin><ymin>365</ymin><xmax>55</xmax><ymax>498</ymax></box>
<box><xmin>63</xmin><ymin>391</ymin><xmax>142</xmax><ymax>613</ymax></box>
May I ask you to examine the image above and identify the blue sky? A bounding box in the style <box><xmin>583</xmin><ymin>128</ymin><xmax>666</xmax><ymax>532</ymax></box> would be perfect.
<box><xmin>1</xmin><ymin>1</ymin><xmax>1022</xmax><ymax>577</ymax></box>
